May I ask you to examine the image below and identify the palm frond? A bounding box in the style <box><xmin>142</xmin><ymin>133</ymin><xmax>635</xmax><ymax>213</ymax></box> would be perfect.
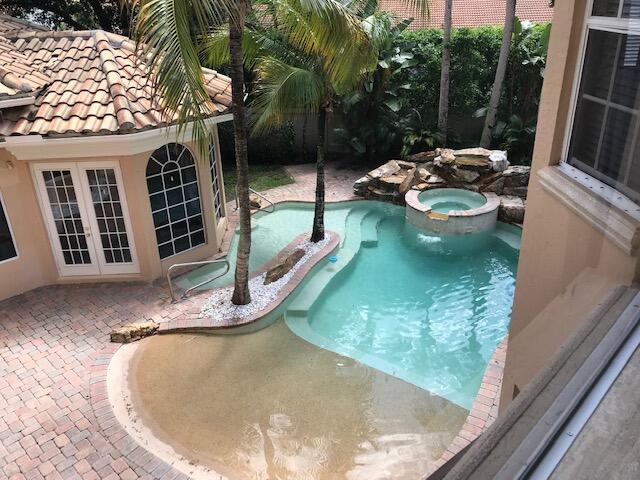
<box><xmin>126</xmin><ymin>0</ymin><xmax>234</xmax><ymax>157</ymax></box>
<box><xmin>251</xmin><ymin>56</ymin><xmax>324</xmax><ymax>133</ymax></box>
<box><xmin>271</xmin><ymin>0</ymin><xmax>377</xmax><ymax>92</ymax></box>
<box><xmin>201</xmin><ymin>27</ymin><xmax>285</xmax><ymax>70</ymax></box>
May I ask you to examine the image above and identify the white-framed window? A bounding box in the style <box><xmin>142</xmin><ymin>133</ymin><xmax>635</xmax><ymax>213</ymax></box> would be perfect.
<box><xmin>0</xmin><ymin>191</ymin><xmax>18</xmax><ymax>263</ymax></box>
<box><xmin>565</xmin><ymin>0</ymin><xmax>640</xmax><ymax>203</ymax></box>
<box><xmin>146</xmin><ymin>143</ymin><xmax>206</xmax><ymax>260</ymax></box>
<box><xmin>209</xmin><ymin>144</ymin><xmax>225</xmax><ymax>223</ymax></box>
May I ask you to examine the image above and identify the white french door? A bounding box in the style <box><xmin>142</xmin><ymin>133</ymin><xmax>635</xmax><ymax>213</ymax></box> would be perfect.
<box><xmin>33</xmin><ymin>162</ymin><xmax>139</xmax><ymax>277</ymax></box>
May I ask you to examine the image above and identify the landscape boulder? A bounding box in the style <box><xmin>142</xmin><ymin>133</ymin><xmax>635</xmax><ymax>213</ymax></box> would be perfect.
<box><xmin>264</xmin><ymin>248</ymin><xmax>305</xmax><ymax>285</ymax></box>
<box><xmin>502</xmin><ymin>165</ymin><xmax>531</xmax><ymax>187</ymax></box>
<box><xmin>454</xmin><ymin>167</ymin><xmax>480</xmax><ymax>184</ymax></box>
<box><xmin>111</xmin><ymin>321</ymin><xmax>159</xmax><ymax>343</ymax></box>
<box><xmin>369</xmin><ymin>160</ymin><xmax>400</xmax><ymax>179</ymax></box>
<box><xmin>406</xmin><ymin>151</ymin><xmax>436</xmax><ymax>163</ymax></box>
<box><xmin>399</xmin><ymin>167</ymin><xmax>419</xmax><ymax>195</ymax></box>
<box><xmin>498</xmin><ymin>196</ymin><xmax>526</xmax><ymax>224</ymax></box>
<box><xmin>353</xmin><ymin>176</ymin><xmax>372</xmax><ymax>196</ymax></box>
<box><xmin>249</xmin><ymin>195</ymin><xmax>262</xmax><ymax>209</ymax></box>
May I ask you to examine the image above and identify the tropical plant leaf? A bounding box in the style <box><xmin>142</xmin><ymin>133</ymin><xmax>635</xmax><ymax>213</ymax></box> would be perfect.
<box><xmin>251</xmin><ymin>56</ymin><xmax>325</xmax><ymax>132</ymax></box>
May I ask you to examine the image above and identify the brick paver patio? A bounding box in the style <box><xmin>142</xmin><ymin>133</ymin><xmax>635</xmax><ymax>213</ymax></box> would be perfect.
<box><xmin>0</xmin><ymin>162</ymin><xmax>360</xmax><ymax>479</ymax></box>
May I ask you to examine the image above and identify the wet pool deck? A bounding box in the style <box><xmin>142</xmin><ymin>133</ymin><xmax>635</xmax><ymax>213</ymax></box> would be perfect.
<box><xmin>0</xmin><ymin>161</ymin><xmax>505</xmax><ymax>479</ymax></box>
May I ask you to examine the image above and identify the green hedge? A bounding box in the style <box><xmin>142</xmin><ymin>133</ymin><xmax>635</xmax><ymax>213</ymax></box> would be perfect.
<box><xmin>397</xmin><ymin>24</ymin><xmax>548</xmax><ymax>122</ymax></box>
<box><xmin>397</xmin><ymin>27</ymin><xmax>503</xmax><ymax>120</ymax></box>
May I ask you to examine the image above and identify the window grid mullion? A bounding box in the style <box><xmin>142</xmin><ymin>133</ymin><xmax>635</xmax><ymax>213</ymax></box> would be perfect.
<box><xmin>622</xmin><ymin>113</ymin><xmax>640</xmax><ymax>185</ymax></box>
<box><xmin>593</xmin><ymin>33</ymin><xmax>624</xmax><ymax>172</ymax></box>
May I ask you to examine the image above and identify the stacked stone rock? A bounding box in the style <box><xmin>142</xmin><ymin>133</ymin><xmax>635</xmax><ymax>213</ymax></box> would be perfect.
<box><xmin>353</xmin><ymin>147</ymin><xmax>529</xmax><ymax>224</ymax></box>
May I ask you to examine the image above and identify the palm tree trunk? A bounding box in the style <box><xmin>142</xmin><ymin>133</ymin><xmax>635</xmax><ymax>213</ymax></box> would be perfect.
<box><xmin>310</xmin><ymin>107</ymin><xmax>327</xmax><ymax>243</ymax></box>
<box><xmin>230</xmin><ymin>1</ymin><xmax>252</xmax><ymax>305</ymax></box>
<box><xmin>480</xmin><ymin>0</ymin><xmax>517</xmax><ymax>148</ymax></box>
<box><xmin>437</xmin><ymin>0</ymin><xmax>453</xmax><ymax>144</ymax></box>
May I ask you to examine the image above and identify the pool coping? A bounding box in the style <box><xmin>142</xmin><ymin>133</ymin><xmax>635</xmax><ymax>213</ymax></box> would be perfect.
<box><xmin>428</xmin><ymin>336</ymin><xmax>508</xmax><ymax>475</ymax></box>
<box><xmin>157</xmin><ymin>230</ymin><xmax>340</xmax><ymax>332</ymax></box>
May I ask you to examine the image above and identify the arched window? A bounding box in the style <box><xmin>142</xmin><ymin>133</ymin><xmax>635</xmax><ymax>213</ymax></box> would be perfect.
<box><xmin>209</xmin><ymin>144</ymin><xmax>225</xmax><ymax>223</ymax></box>
<box><xmin>146</xmin><ymin>143</ymin><xmax>205</xmax><ymax>259</ymax></box>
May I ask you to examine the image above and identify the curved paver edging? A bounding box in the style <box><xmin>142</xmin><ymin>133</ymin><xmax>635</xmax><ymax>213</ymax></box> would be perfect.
<box><xmin>92</xmin><ymin>335</ymin><xmax>509</xmax><ymax>480</ymax></box>
<box><xmin>157</xmin><ymin>230</ymin><xmax>340</xmax><ymax>333</ymax></box>
<box><xmin>89</xmin><ymin>345</ymin><xmax>190</xmax><ymax>479</ymax></box>
<box><xmin>428</xmin><ymin>337</ymin><xmax>508</xmax><ymax>476</ymax></box>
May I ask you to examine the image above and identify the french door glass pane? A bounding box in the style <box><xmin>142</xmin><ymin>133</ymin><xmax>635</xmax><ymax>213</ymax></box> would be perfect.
<box><xmin>42</xmin><ymin>170</ymin><xmax>92</xmax><ymax>265</ymax></box>
<box><xmin>86</xmin><ymin>169</ymin><xmax>133</xmax><ymax>264</ymax></box>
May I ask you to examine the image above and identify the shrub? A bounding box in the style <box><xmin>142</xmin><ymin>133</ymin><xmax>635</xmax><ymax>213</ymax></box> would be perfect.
<box><xmin>218</xmin><ymin>121</ymin><xmax>297</xmax><ymax>166</ymax></box>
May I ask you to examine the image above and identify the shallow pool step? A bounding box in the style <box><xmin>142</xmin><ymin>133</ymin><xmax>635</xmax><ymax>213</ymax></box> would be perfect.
<box><xmin>286</xmin><ymin>208</ymin><xmax>369</xmax><ymax>315</ymax></box>
<box><xmin>494</xmin><ymin>223</ymin><xmax>522</xmax><ymax>250</ymax></box>
<box><xmin>360</xmin><ymin>211</ymin><xmax>384</xmax><ymax>247</ymax></box>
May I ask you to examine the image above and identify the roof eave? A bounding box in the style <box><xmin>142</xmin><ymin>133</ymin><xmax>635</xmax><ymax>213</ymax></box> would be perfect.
<box><xmin>1</xmin><ymin>113</ymin><xmax>234</xmax><ymax>161</ymax></box>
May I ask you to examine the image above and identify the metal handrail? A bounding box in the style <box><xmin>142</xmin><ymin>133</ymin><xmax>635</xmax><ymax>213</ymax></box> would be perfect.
<box><xmin>166</xmin><ymin>257</ymin><xmax>230</xmax><ymax>302</ymax></box>
<box><xmin>235</xmin><ymin>187</ymin><xmax>275</xmax><ymax>213</ymax></box>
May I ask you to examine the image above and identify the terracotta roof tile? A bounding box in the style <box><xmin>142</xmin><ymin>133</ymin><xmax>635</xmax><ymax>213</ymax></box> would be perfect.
<box><xmin>380</xmin><ymin>0</ymin><xmax>553</xmax><ymax>29</ymax></box>
<box><xmin>0</xmin><ymin>36</ymin><xmax>50</xmax><ymax>98</ymax></box>
<box><xmin>0</xmin><ymin>17</ymin><xmax>232</xmax><ymax>138</ymax></box>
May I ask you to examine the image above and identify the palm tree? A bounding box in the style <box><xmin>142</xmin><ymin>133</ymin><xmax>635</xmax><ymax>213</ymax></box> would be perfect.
<box><xmin>128</xmin><ymin>0</ymin><xmax>254</xmax><ymax>305</ymax></box>
<box><xmin>437</xmin><ymin>0</ymin><xmax>453</xmax><ymax>144</ymax></box>
<box><xmin>480</xmin><ymin>0</ymin><xmax>517</xmax><ymax>147</ymax></box>
<box><xmin>228</xmin><ymin>0</ymin><xmax>252</xmax><ymax>305</ymax></box>
<box><xmin>245</xmin><ymin>2</ymin><xmax>378</xmax><ymax>243</ymax></box>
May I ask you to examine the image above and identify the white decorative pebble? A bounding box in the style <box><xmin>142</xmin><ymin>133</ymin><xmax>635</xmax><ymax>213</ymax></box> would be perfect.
<box><xmin>200</xmin><ymin>234</ymin><xmax>332</xmax><ymax>324</ymax></box>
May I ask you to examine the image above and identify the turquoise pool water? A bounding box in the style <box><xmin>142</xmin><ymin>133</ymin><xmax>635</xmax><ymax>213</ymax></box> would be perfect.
<box><xmin>418</xmin><ymin>188</ymin><xmax>487</xmax><ymax>214</ymax></box>
<box><xmin>178</xmin><ymin>201</ymin><xmax>520</xmax><ymax>409</ymax></box>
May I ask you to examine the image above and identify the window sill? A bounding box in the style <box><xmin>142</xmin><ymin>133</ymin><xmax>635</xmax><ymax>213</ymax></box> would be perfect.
<box><xmin>538</xmin><ymin>164</ymin><xmax>640</xmax><ymax>255</ymax></box>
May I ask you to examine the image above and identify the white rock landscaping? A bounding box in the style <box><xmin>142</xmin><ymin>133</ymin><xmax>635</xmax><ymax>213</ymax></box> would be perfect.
<box><xmin>200</xmin><ymin>234</ymin><xmax>332</xmax><ymax>324</ymax></box>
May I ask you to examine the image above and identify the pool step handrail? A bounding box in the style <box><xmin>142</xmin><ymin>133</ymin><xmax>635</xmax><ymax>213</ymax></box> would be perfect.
<box><xmin>167</xmin><ymin>257</ymin><xmax>230</xmax><ymax>302</ymax></box>
<box><xmin>235</xmin><ymin>187</ymin><xmax>275</xmax><ymax>213</ymax></box>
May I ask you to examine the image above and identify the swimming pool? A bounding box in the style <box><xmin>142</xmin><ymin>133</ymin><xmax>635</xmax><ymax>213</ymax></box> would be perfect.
<box><xmin>178</xmin><ymin>200</ymin><xmax>520</xmax><ymax>409</ymax></box>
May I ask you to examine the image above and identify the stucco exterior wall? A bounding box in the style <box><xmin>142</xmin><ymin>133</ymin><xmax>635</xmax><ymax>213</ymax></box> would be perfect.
<box><xmin>500</xmin><ymin>0</ymin><xmax>640</xmax><ymax>410</ymax></box>
<box><xmin>0</xmin><ymin>150</ymin><xmax>59</xmax><ymax>299</ymax></box>
<box><xmin>0</xmin><ymin>127</ymin><xmax>228</xmax><ymax>301</ymax></box>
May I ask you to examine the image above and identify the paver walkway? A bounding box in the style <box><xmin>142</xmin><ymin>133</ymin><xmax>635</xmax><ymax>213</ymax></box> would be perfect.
<box><xmin>0</xmin><ymin>162</ymin><xmax>361</xmax><ymax>480</ymax></box>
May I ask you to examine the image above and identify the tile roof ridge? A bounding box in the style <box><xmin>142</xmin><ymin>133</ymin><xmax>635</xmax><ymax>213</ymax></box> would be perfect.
<box><xmin>93</xmin><ymin>30</ymin><xmax>136</xmax><ymax>132</ymax></box>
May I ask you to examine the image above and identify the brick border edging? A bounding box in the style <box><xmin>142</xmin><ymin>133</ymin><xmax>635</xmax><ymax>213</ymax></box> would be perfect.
<box><xmin>157</xmin><ymin>230</ymin><xmax>340</xmax><ymax>332</ymax></box>
<box><xmin>89</xmin><ymin>345</ymin><xmax>188</xmax><ymax>479</ymax></box>
<box><xmin>429</xmin><ymin>337</ymin><xmax>508</xmax><ymax>474</ymax></box>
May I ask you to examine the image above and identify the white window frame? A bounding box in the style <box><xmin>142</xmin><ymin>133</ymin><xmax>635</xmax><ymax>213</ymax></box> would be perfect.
<box><xmin>208</xmin><ymin>137</ymin><xmax>226</xmax><ymax>224</ymax></box>
<box><xmin>0</xmin><ymin>191</ymin><xmax>19</xmax><ymax>265</ymax></box>
<box><xmin>146</xmin><ymin>143</ymin><xmax>207</xmax><ymax>261</ymax></box>
<box><xmin>562</xmin><ymin>0</ymin><xmax>640</xmax><ymax>204</ymax></box>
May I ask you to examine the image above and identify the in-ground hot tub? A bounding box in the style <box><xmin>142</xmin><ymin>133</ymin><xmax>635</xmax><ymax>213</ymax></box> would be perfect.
<box><xmin>405</xmin><ymin>188</ymin><xmax>500</xmax><ymax>235</ymax></box>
